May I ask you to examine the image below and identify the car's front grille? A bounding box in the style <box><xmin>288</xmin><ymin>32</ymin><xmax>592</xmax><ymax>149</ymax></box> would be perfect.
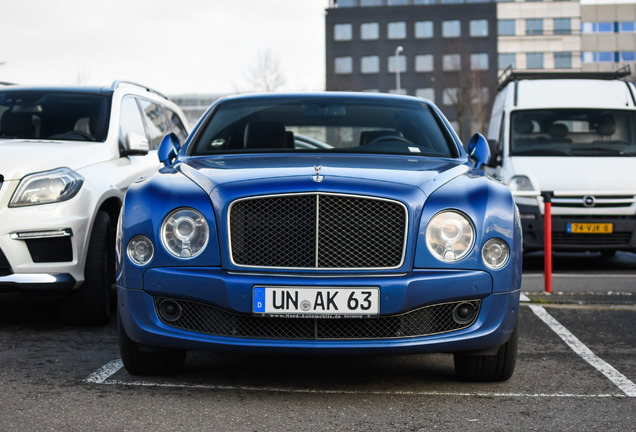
<box><xmin>552</xmin><ymin>195</ymin><xmax>635</xmax><ymax>209</ymax></box>
<box><xmin>154</xmin><ymin>297</ymin><xmax>481</xmax><ymax>340</ymax></box>
<box><xmin>552</xmin><ymin>232</ymin><xmax>633</xmax><ymax>246</ymax></box>
<box><xmin>229</xmin><ymin>193</ymin><xmax>407</xmax><ymax>269</ymax></box>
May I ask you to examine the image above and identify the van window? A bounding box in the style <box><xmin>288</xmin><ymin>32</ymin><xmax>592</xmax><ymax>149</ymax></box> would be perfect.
<box><xmin>510</xmin><ymin>109</ymin><xmax>636</xmax><ymax>157</ymax></box>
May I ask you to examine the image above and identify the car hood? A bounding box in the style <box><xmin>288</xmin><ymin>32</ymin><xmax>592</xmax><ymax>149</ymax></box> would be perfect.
<box><xmin>178</xmin><ymin>154</ymin><xmax>471</xmax><ymax>197</ymax></box>
<box><xmin>509</xmin><ymin>156</ymin><xmax>636</xmax><ymax>193</ymax></box>
<box><xmin>0</xmin><ymin>139</ymin><xmax>112</xmax><ymax>181</ymax></box>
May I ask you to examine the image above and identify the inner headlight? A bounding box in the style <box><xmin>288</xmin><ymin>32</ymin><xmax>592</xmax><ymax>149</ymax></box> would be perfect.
<box><xmin>425</xmin><ymin>210</ymin><xmax>475</xmax><ymax>262</ymax></box>
<box><xmin>161</xmin><ymin>208</ymin><xmax>209</xmax><ymax>259</ymax></box>
<box><xmin>9</xmin><ymin>167</ymin><xmax>84</xmax><ymax>207</ymax></box>
<box><xmin>482</xmin><ymin>238</ymin><xmax>510</xmax><ymax>270</ymax></box>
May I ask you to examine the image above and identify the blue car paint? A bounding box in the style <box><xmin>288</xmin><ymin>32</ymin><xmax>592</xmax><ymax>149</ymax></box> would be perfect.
<box><xmin>117</xmin><ymin>92</ymin><xmax>522</xmax><ymax>357</ymax></box>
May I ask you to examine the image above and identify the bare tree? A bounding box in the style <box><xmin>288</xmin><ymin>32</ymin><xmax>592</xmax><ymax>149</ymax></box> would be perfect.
<box><xmin>244</xmin><ymin>50</ymin><xmax>286</xmax><ymax>92</ymax></box>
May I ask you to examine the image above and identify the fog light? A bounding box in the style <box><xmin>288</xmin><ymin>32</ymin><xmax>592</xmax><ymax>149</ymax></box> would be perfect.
<box><xmin>452</xmin><ymin>302</ymin><xmax>476</xmax><ymax>325</ymax></box>
<box><xmin>481</xmin><ymin>238</ymin><xmax>510</xmax><ymax>270</ymax></box>
<box><xmin>127</xmin><ymin>235</ymin><xmax>154</xmax><ymax>266</ymax></box>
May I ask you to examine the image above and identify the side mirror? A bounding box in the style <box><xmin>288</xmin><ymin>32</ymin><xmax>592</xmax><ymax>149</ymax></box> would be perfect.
<box><xmin>158</xmin><ymin>132</ymin><xmax>181</xmax><ymax>167</ymax></box>
<box><xmin>467</xmin><ymin>133</ymin><xmax>491</xmax><ymax>170</ymax></box>
<box><xmin>486</xmin><ymin>139</ymin><xmax>502</xmax><ymax>168</ymax></box>
<box><xmin>123</xmin><ymin>132</ymin><xmax>150</xmax><ymax>156</ymax></box>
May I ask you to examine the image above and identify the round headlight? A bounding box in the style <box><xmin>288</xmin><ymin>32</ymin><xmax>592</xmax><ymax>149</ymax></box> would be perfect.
<box><xmin>425</xmin><ymin>211</ymin><xmax>475</xmax><ymax>262</ymax></box>
<box><xmin>482</xmin><ymin>238</ymin><xmax>510</xmax><ymax>270</ymax></box>
<box><xmin>127</xmin><ymin>235</ymin><xmax>154</xmax><ymax>266</ymax></box>
<box><xmin>161</xmin><ymin>208</ymin><xmax>209</xmax><ymax>259</ymax></box>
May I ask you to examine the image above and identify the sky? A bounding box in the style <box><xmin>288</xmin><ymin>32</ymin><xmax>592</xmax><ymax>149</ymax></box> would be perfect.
<box><xmin>1</xmin><ymin>0</ymin><xmax>633</xmax><ymax>97</ymax></box>
<box><xmin>0</xmin><ymin>0</ymin><xmax>328</xmax><ymax>95</ymax></box>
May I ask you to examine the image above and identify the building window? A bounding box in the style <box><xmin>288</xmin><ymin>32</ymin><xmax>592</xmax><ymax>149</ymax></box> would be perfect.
<box><xmin>414</xmin><ymin>0</ymin><xmax>435</xmax><ymax>4</ymax></box>
<box><xmin>443</xmin><ymin>54</ymin><xmax>461</xmax><ymax>71</ymax></box>
<box><xmin>623</xmin><ymin>51</ymin><xmax>636</xmax><ymax>61</ymax></box>
<box><xmin>582</xmin><ymin>22</ymin><xmax>613</xmax><ymax>33</ymax></box>
<box><xmin>338</xmin><ymin>0</ymin><xmax>356</xmax><ymax>6</ymax></box>
<box><xmin>554</xmin><ymin>18</ymin><xmax>571</xmax><ymax>35</ymax></box>
<box><xmin>416</xmin><ymin>88</ymin><xmax>435</xmax><ymax>103</ymax></box>
<box><xmin>554</xmin><ymin>52</ymin><xmax>572</xmax><ymax>69</ymax></box>
<box><xmin>526</xmin><ymin>19</ymin><xmax>543</xmax><ymax>36</ymax></box>
<box><xmin>334</xmin><ymin>57</ymin><xmax>353</xmax><ymax>74</ymax></box>
<box><xmin>360</xmin><ymin>0</ymin><xmax>382</xmax><ymax>6</ymax></box>
<box><xmin>388</xmin><ymin>22</ymin><xmax>407</xmax><ymax>40</ymax></box>
<box><xmin>415</xmin><ymin>54</ymin><xmax>434</xmax><ymax>72</ymax></box>
<box><xmin>470</xmin><ymin>19</ymin><xmax>488</xmax><ymax>37</ymax></box>
<box><xmin>388</xmin><ymin>0</ymin><xmax>409</xmax><ymax>5</ymax></box>
<box><xmin>361</xmin><ymin>22</ymin><xmax>379</xmax><ymax>40</ymax></box>
<box><xmin>498</xmin><ymin>19</ymin><xmax>515</xmax><ymax>36</ymax></box>
<box><xmin>527</xmin><ymin>53</ymin><xmax>544</xmax><ymax>69</ymax></box>
<box><xmin>361</xmin><ymin>56</ymin><xmax>380</xmax><ymax>74</ymax></box>
<box><xmin>387</xmin><ymin>54</ymin><xmax>407</xmax><ymax>73</ymax></box>
<box><xmin>620</xmin><ymin>22</ymin><xmax>636</xmax><ymax>33</ymax></box>
<box><xmin>471</xmin><ymin>87</ymin><xmax>489</xmax><ymax>106</ymax></box>
<box><xmin>415</xmin><ymin>21</ymin><xmax>433</xmax><ymax>39</ymax></box>
<box><xmin>442</xmin><ymin>20</ymin><xmax>461</xmax><ymax>38</ymax></box>
<box><xmin>470</xmin><ymin>53</ymin><xmax>489</xmax><ymax>70</ymax></box>
<box><xmin>333</xmin><ymin>23</ymin><xmax>352</xmax><ymax>41</ymax></box>
<box><xmin>443</xmin><ymin>88</ymin><xmax>459</xmax><ymax>106</ymax></box>
<box><xmin>498</xmin><ymin>53</ymin><xmax>516</xmax><ymax>70</ymax></box>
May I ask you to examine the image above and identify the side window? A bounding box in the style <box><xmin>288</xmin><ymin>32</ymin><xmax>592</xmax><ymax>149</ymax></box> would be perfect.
<box><xmin>118</xmin><ymin>97</ymin><xmax>147</xmax><ymax>153</ymax></box>
<box><xmin>139</xmin><ymin>99</ymin><xmax>168</xmax><ymax>149</ymax></box>
<box><xmin>165</xmin><ymin>109</ymin><xmax>188</xmax><ymax>142</ymax></box>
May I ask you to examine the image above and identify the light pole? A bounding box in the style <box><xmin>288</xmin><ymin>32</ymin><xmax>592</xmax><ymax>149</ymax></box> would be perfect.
<box><xmin>394</xmin><ymin>46</ymin><xmax>404</xmax><ymax>92</ymax></box>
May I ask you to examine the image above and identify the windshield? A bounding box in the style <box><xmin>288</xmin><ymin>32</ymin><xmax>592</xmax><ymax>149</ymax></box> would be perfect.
<box><xmin>0</xmin><ymin>91</ymin><xmax>110</xmax><ymax>142</ymax></box>
<box><xmin>510</xmin><ymin>109</ymin><xmax>636</xmax><ymax>156</ymax></box>
<box><xmin>190</xmin><ymin>96</ymin><xmax>457</xmax><ymax>158</ymax></box>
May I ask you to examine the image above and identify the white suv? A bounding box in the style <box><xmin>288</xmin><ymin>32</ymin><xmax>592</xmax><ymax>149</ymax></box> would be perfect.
<box><xmin>0</xmin><ymin>81</ymin><xmax>189</xmax><ymax>324</ymax></box>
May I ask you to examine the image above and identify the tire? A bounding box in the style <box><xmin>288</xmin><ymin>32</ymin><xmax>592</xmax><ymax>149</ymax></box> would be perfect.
<box><xmin>453</xmin><ymin>321</ymin><xmax>519</xmax><ymax>382</ymax></box>
<box><xmin>61</xmin><ymin>210</ymin><xmax>114</xmax><ymax>325</ymax></box>
<box><xmin>118</xmin><ymin>312</ymin><xmax>186</xmax><ymax>375</ymax></box>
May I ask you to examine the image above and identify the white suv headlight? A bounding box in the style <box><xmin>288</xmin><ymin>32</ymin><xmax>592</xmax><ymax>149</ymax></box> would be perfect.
<box><xmin>161</xmin><ymin>208</ymin><xmax>209</xmax><ymax>259</ymax></box>
<box><xmin>508</xmin><ymin>175</ymin><xmax>535</xmax><ymax>192</ymax></box>
<box><xmin>425</xmin><ymin>211</ymin><xmax>475</xmax><ymax>262</ymax></box>
<box><xmin>9</xmin><ymin>167</ymin><xmax>84</xmax><ymax>207</ymax></box>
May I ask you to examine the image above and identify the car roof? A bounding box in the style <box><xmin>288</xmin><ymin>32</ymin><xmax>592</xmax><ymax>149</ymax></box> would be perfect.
<box><xmin>214</xmin><ymin>91</ymin><xmax>433</xmax><ymax>105</ymax></box>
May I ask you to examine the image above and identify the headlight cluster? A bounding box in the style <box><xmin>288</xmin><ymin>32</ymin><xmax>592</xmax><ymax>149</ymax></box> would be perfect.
<box><xmin>10</xmin><ymin>167</ymin><xmax>83</xmax><ymax>207</ymax></box>
<box><xmin>425</xmin><ymin>210</ymin><xmax>510</xmax><ymax>270</ymax></box>
<box><xmin>125</xmin><ymin>207</ymin><xmax>209</xmax><ymax>266</ymax></box>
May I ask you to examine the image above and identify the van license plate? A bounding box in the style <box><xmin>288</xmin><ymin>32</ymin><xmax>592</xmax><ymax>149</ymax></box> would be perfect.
<box><xmin>567</xmin><ymin>223</ymin><xmax>613</xmax><ymax>234</ymax></box>
<box><xmin>253</xmin><ymin>286</ymin><xmax>379</xmax><ymax>318</ymax></box>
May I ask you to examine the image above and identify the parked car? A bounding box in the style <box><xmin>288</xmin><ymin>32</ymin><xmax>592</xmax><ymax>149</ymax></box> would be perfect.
<box><xmin>0</xmin><ymin>81</ymin><xmax>189</xmax><ymax>324</ymax></box>
<box><xmin>117</xmin><ymin>92</ymin><xmax>522</xmax><ymax>381</ymax></box>
<box><xmin>487</xmin><ymin>67</ymin><xmax>636</xmax><ymax>253</ymax></box>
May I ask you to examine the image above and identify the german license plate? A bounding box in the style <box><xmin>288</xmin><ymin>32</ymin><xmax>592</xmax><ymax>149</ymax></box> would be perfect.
<box><xmin>253</xmin><ymin>286</ymin><xmax>379</xmax><ymax>318</ymax></box>
<box><xmin>567</xmin><ymin>223</ymin><xmax>613</xmax><ymax>234</ymax></box>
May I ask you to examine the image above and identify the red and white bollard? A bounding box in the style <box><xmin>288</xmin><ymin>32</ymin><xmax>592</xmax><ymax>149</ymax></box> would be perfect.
<box><xmin>542</xmin><ymin>191</ymin><xmax>553</xmax><ymax>294</ymax></box>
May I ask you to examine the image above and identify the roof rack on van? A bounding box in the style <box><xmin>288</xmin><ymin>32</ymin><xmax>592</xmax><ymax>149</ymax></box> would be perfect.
<box><xmin>111</xmin><ymin>80</ymin><xmax>169</xmax><ymax>100</ymax></box>
<box><xmin>497</xmin><ymin>65</ymin><xmax>631</xmax><ymax>90</ymax></box>
<box><xmin>0</xmin><ymin>81</ymin><xmax>16</xmax><ymax>86</ymax></box>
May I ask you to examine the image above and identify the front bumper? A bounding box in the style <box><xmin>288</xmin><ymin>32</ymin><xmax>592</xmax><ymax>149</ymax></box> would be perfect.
<box><xmin>517</xmin><ymin>203</ymin><xmax>636</xmax><ymax>252</ymax></box>
<box><xmin>0</xmin><ymin>273</ymin><xmax>76</xmax><ymax>293</ymax></box>
<box><xmin>118</xmin><ymin>268</ymin><xmax>520</xmax><ymax>355</ymax></box>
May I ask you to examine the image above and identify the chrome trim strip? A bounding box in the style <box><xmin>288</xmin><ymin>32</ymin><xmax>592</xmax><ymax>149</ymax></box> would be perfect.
<box><xmin>10</xmin><ymin>228</ymin><xmax>73</xmax><ymax>240</ymax></box>
<box><xmin>227</xmin><ymin>192</ymin><xmax>409</xmax><ymax>271</ymax></box>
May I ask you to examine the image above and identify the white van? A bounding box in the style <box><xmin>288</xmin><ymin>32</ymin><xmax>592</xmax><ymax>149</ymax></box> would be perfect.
<box><xmin>486</xmin><ymin>67</ymin><xmax>636</xmax><ymax>254</ymax></box>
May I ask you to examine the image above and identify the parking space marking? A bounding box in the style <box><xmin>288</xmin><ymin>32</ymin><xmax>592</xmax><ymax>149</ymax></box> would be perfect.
<box><xmin>85</xmin><ymin>357</ymin><xmax>627</xmax><ymax>398</ymax></box>
<box><xmin>529</xmin><ymin>304</ymin><xmax>636</xmax><ymax>397</ymax></box>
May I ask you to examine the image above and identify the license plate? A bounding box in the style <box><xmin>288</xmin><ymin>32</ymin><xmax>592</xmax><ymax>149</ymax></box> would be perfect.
<box><xmin>253</xmin><ymin>286</ymin><xmax>379</xmax><ymax>318</ymax></box>
<box><xmin>567</xmin><ymin>223</ymin><xmax>613</xmax><ymax>234</ymax></box>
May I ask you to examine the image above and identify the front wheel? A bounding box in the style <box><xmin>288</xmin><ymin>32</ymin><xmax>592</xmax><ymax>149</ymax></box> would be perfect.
<box><xmin>61</xmin><ymin>210</ymin><xmax>114</xmax><ymax>325</ymax></box>
<box><xmin>453</xmin><ymin>321</ymin><xmax>519</xmax><ymax>382</ymax></box>
<box><xmin>118</xmin><ymin>312</ymin><xmax>186</xmax><ymax>375</ymax></box>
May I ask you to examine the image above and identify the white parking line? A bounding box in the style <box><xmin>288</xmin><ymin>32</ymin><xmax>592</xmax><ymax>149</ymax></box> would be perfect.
<box><xmin>528</xmin><ymin>304</ymin><xmax>636</xmax><ymax>397</ymax></box>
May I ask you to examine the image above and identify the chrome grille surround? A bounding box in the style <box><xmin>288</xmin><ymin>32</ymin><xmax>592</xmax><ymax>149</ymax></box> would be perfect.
<box><xmin>154</xmin><ymin>297</ymin><xmax>482</xmax><ymax>340</ymax></box>
<box><xmin>228</xmin><ymin>193</ymin><xmax>408</xmax><ymax>270</ymax></box>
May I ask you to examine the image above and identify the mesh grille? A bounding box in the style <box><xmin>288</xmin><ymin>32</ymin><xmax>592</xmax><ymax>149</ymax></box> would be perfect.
<box><xmin>552</xmin><ymin>232</ymin><xmax>633</xmax><ymax>246</ymax></box>
<box><xmin>229</xmin><ymin>193</ymin><xmax>407</xmax><ymax>269</ymax></box>
<box><xmin>155</xmin><ymin>297</ymin><xmax>481</xmax><ymax>340</ymax></box>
